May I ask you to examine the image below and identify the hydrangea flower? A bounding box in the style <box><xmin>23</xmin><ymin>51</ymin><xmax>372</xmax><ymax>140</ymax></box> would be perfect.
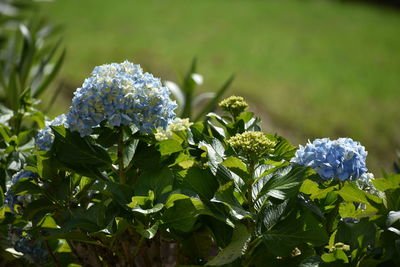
<box><xmin>36</xmin><ymin>114</ymin><xmax>68</xmax><ymax>151</ymax></box>
<box><xmin>357</xmin><ymin>172</ymin><xmax>381</xmax><ymax>196</ymax></box>
<box><xmin>155</xmin><ymin>118</ymin><xmax>192</xmax><ymax>141</ymax></box>
<box><xmin>291</xmin><ymin>138</ymin><xmax>368</xmax><ymax>181</ymax></box>
<box><xmin>9</xmin><ymin>228</ymin><xmax>48</xmax><ymax>264</ymax></box>
<box><xmin>66</xmin><ymin>60</ymin><xmax>177</xmax><ymax>137</ymax></box>
<box><xmin>219</xmin><ymin>96</ymin><xmax>248</xmax><ymax>118</ymax></box>
<box><xmin>228</xmin><ymin>131</ymin><xmax>276</xmax><ymax>160</ymax></box>
<box><xmin>5</xmin><ymin>170</ymin><xmax>38</xmax><ymax>213</ymax></box>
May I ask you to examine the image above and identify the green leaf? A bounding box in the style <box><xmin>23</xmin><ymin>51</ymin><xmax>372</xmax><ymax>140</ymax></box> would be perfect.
<box><xmin>321</xmin><ymin>249</ymin><xmax>349</xmax><ymax>263</ymax></box>
<box><xmin>128</xmin><ymin>191</ymin><xmax>155</xmax><ymax>208</ymax></box>
<box><xmin>104</xmin><ymin>180</ymin><xmax>134</xmax><ymax>207</ymax></box>
<box><xmin>207</xmin><ymin>120</ymin><xmax>226</xmax><ymax>140</ymax></box>
<box><xmin>263</xmin><ymin>226</ymin><xmax>327</xmax><ymax>256</ymax></box>
<box><xmin>0</xmin><ymin>186</ymin><xmax>4</xmax><ymax>207</ymax></box>
<box><xmin>123</xmin><ymin>139</ymin><xmax>139</xmax><ymax>166</ymax></box>
<box><xmin>157</xmin><ymin>139</ymin><xmax>182</xmax><ymax>156</ymax></box>
<box><xmin>261</xmin><ymin>201</ymin><xmax>289</xmax><ymax>230</ymax></box>
<box><xmin>199</xmin><ymin>138</ymin><xmax>226</xmax><ymax>173</ymax></box>
<box><xmin>300</xmin><ymin>179</ymin><xmax>337</xmax><ymax>200</ymax></box>
<box><xmin>134</xmin><ymin>221</ymin><xmax>159</xmax><ymax>239</ymax></box>
<box><xmin>78</xmin><ymin>176</ymin><xmax>94</xmax><ymax>194</ymax></box>
<box><xmin>8</xmin><ymin>68</ymin><xmax>20</xmax><ymax>112</ymax></box>
<box><xmin>387</xmin><ymin>211</ymin><xmax>400</xmax><ymax>227</ymax></box>
<box><xmin>181</xmin><ymin>58</ymin><xmax>198</xmax><ymax>118</ymax></box>
<box><xmin>222</xmin><ymin>157</ymin><xmax>250</xmax><ymax>183</ymax></box>
<box><xmin>212</xmin><ymin>181</ymin><xmax>252</xmax><ymax>220</ymax></box>
<box><xmin>18</xmin><ymin>24</ymin><xmax>35</xmax><ymax>89</ymax></box>
<box><xmin>181</xmin><ymin>230</ymin><xmax>214</xmax><ymax>261</ymax></box>
<box><xmin>179</xmin><ymin>166</ymin><xmax>219</xmax><ymax>200</ymax></box>
<box><xmin>256</xmin><ymin>165</ymin><xmax>307</xmax><ymax>202</ymax></box>
<box><xmin>338</xmin><ymin>182</ymin><xmax>381</xmax><ymax>205</ymax></box>
<box><xmin>335</xmin><ymin>218</ymin><xmax>376</xmax><ymax>253</ymax></box>
<box><xmin>41</xmin><ymin>231</ymin><xmax>105</xmax><ymax>246</ymax></box>
<box><xmin>11</xmin><ymin>179</ymin><xmax>42</xmax><ymax>195</ymax></box>
<box><xmin>131</xmin><ymin>203</ymin><xmax>164</xmax><ymax>215</ymax></box>
<box><xmin>52</xmin><ymin>125</ymin><xmax>112</xmax><ymax>168</ymax></box>
<box><xmin>38</xmin><ymin>214</ymin><xmax>59</xmax><ymax>229</ymax></box>
<box><xmin>339</xmin><ymin>202</ymin><xmax>362</xmax><ymax>218</ymax></box>
<box><xmin>162</xmin><ymin>197</ymin><xmax>211</xmax><ymax>232</ymax></box>
<box><xmin>165</xmin><ymin>193</ymin><xmax>191</xmax><ymax>208</ymax></box>
<box><xmin>206</xmin><ymin>224</ymin><xmax>250</xmax><ymax>266</ymax></box>
<box><xmin>373</xmin><ymin>174</ymin><xmax>400</xmax><ymax>191</ymax></box>
<box><xmin>134</xmin><ymin>167</ymin><xmax>174</xmax><ymax>199</ymax></box>
<box><xmin>33</xmin><ymin>49</ymin><xmax>66</xmax><ymax>98</ymax></box>
<box><xmin>23</xmin><ymin>198</ymin><xmax>57</xmax><ymax>220</ymax></box>
<box><xmin>261</xmin><ymin>206</ymin><xmax>328</xmax><ymax>256</ymax></box>
<box><xmin>132</xmin><ymin>141</ymin><xmax>161</xmax><ymax>170</ymax></box>
<box><xmin>270</xmin><ymin>135</ymin><xmax>298</xmax><ymax>161</ymax></box>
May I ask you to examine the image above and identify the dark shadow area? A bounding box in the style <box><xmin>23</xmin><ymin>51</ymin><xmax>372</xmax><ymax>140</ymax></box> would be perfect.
<box><xmin>339</xmin><ymin>0</ymin><xmax>400</xmax><ymax>8</ymax></box>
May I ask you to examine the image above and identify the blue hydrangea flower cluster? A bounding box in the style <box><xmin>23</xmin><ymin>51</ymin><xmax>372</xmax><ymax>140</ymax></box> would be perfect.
<box><xmin>9</xmin><ymin>228</ymin><xmax>48</xmax><ymax>264</ymax></box>
<box><xmin>36</xmin><ymin>114</ymin><xmax>68</xmax><ymax>151</ymax></box>
<box><xmin>66</xmin><ymin>60</ymin><xmax>178</xmax><ymax>136</ymax></box>
<box><xmin>5</xmin><ymin>170</ymin><xmax>38</xmax><ymax>213</ymax></box>
<box><xmin>291</xmin><ymin>138</ymin><xmax>368</xmax><ymax>181</ymax></box>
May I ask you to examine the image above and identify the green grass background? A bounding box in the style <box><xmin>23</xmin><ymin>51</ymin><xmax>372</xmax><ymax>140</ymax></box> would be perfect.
<box><xmin>39</xmin><ymin>0</ymin><xmax>400</xmax><ymax>172</ymax></box>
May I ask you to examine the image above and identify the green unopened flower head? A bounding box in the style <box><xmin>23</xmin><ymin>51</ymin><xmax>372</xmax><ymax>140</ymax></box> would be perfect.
<box><xmin>329</xmin><ymin>242</ymin><xmax>350</xmax><ymax>252</ymax></box>
<box><xmin>219</xmin><ymin>96</ymin><xmax>248</xmax><ymax>118</ymax></box>
<box><xmin>228</xmin><ymin>131</ymin><xmax>276</xmax><ymax>159</ymax></box>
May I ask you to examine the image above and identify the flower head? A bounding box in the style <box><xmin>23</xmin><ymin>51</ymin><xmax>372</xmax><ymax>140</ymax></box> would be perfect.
<box><xmin>155</xmin><ymin>117</ymin><xmax>192</xmax><ymax>141</ymax></box>
<box><xmin>9</xmin><ymin>228</ymin><xmax>48</xmax><ymax>264</ymax></box>
<box><xmin>357</xmin><ymin>172</ymin><xmax>381</xmax><ymax>195</ymax></box>
<box><xmin>291</xmin><ymin>138</ymin><xmax>368</xmax><ymax>181</ymax></box>
<box><xmin>228</xmin><ymin>131</ymin><xmax>276</xmax><ymax>159</ymax></box>
<box><xmin>66</xmin><ymin>60</ymin><xmax>177</xmax><ymax>136</ymax></box>
<box><xmin>5</xmin><ymin>170</ymin><xmax>38</xmax><ymax>213</ymax></box>
<box><xmin>219</xmin><ymin>96</ymin><xmax>248</xmax><ymax>117</ymax></box>
<box><xmin>36</xmin><ymin>114</ymin><xmax>68</xmax><ymax>151</ymax></box>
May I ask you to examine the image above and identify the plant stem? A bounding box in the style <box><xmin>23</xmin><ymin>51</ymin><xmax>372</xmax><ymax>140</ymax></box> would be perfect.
<box><xmin>45</xmin><ymin>240</ymin><xmax>62</xmax><ymax>267</ymax></box>
<box><xmin>246</xmin><ymin>160</ymin><xmax>256</xmax><ymax>213</ymax></box>
<box><xmin>66</xmin><ymin>240</ymin><xmax>84</xmax><ymax>265</ymax></box>
<box><xmin>118</xmin><ymin>128</ymin><xmax>126</xmax><ymax>184</ymax></box>
<box><xmin>132</xmin><ymin>236</ymin><xmax>145</xmax><ymax>260</ymax></box>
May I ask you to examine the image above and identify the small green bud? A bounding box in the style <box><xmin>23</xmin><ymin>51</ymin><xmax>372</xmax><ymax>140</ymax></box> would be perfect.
<box><xmin>228</xmin><ymin>131</ymin><xmax>276</xmax><ymax>159</ymax></box>
<box><xmin>329</xmin><ymin>242</ymin><xmax>351</xmax><ymax>252</ymax></box>
<box><xmin>219</xmin><ymin>96</ymin><xmax>248</xmax><ymax>118</ymax></box>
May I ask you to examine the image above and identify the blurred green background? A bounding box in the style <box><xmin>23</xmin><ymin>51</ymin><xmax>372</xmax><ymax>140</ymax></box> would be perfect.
<box><xmin>38</xmin><ymin>0</ymin><xmax>400</xmax><ymax>173</ymax></box>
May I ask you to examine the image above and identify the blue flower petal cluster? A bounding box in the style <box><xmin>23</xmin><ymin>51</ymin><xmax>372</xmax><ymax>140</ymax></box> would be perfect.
<box><xmin>36</xmin><ymin>114</ymin><xmax>68</xmax><ymax>151</ymax></box>
<box><xmin>291</xmin><ymin>138</ymin><xmax>368</xmax><ymax>181</ymax></box>
<box><xmin>66</xmin><ymin>60</ymin><xmax>178</xmax><ymax>136</ymax></box>
<box><xmin>9</xmin><ymin>228</ymin><xmax>48</xmax><ymax>264</ymax></box>
<box><xmin>5</xmin><ymin>170</ymin><xmax>38</xmax><ymax>213</ymax></box>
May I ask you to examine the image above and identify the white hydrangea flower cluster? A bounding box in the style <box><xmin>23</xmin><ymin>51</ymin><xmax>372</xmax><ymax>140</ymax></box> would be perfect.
<box><xmin>154</xmin><ymin>118</ymin><xmax>193</xmax><ymax>141</ymax></box>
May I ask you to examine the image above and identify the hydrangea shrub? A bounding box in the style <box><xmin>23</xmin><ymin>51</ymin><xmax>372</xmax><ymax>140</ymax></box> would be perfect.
<box><xmin>0</xmin><ymin>60</ymin><xmax>399</xmax><ymax>267</ymax></box>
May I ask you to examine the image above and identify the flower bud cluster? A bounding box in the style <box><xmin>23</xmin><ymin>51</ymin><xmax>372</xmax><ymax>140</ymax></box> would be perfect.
<box><xmin>219</xmin><ymin>96</ymin><xmax>248</xmax><ymax>117</ymax></box>
<box><xmin>228</xmin><ymin>131</ymin><xmax>276</xmax><ymax>159</ymax></box>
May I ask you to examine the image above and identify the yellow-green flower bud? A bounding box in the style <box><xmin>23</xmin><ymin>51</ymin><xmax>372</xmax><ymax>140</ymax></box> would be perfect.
<box><xmin>228</xmin><ymin>131</ymin><xmax>276</xmax><ymax>159</ymax></box>
<box><xmin>329</xmin><ymin>242</ymin><xmax>351</xmax><ymax>252</ymax></box>
<box><xmin>219</xmin><ymin>96</ymin><xmax>248</xmax><ymax>118</ymax></box>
